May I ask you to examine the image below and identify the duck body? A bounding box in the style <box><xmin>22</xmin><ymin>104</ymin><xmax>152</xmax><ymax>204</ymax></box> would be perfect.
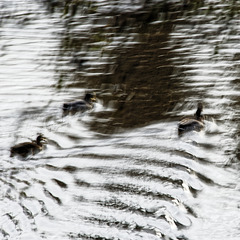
<box><xmin>10</xmin><ymin>135</ymin><xmax>47</xmax><ymax>158</ymax></box>
<box><xmin>178</xmin><ymin>103</ymin><xmax>204</xmax><ymax>135</ymax></box>
<box><xmin>178</xmin><ymin>118</ymin><xmax>204</xmax><ymax>134</ymax></box>
<box><xmin>62</xmin><ymin>93</ymin><xmax>96</xmax><ymax>116</ymax></box>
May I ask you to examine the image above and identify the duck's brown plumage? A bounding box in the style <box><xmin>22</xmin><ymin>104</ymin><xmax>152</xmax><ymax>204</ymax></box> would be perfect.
<box><xmin>62</xmin><ymin>93</ymin><xmax>96</xmax><ymax>116</ymax></box>
<box><xmin>10</xmin><ymin>135</ymin><xmax>47</xmax><ymax>158</ymax></box>
<box><xmin>178</xmin><ymin>103</ymin><xmax>204</xmax><ymax>135</ymax></box>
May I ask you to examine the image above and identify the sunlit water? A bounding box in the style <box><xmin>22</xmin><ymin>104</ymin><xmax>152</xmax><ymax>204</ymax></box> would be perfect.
<box><xmin>0</xmin><ymin>0</ymin><xmax>240</xmax><ymax>240</ymax></box>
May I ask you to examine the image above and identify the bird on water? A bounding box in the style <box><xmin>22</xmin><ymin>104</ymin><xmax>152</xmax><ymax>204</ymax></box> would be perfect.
<box><xmin>62</xmin><ymin>93</ymin><xmax>96</xmax><ymax>116</ymax></box>
<box><xmin>10</xmin><ymin>134</ymin><xmax>47</xmax><ymax>158</ymax></box>
<box><xmin>178</xmin><ymin>103</ymin><xmax>204</xmax><ymax>135</ymax></box>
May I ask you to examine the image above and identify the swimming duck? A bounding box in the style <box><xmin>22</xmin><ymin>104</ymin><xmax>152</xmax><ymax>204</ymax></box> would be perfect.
<box><xmin>10</xmin><ymin>134</ymin><xmax>47</xmax><ymax>158</ymax></box>
<box><xmin>62</xmin><ymin>93</ymin><xmax>96</xmax><ymax>116</ymax></box>
<box><xmin>178</xmin><ymin>103</ymin><xmax>204</xmax><ymax>135</ymax></box>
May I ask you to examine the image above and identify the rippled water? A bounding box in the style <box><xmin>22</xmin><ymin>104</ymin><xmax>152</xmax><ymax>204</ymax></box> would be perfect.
<box><xmin>1</xmin><ymin>0</ymin><xmax>240</xmax><ymax>239</ymax></box>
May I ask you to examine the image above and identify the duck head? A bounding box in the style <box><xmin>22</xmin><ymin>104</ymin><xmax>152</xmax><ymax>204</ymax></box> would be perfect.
<box><xmin>36</xmin><ymin>134</ymin><xmax>48</xmax><ymax>146</ymax></box>
<box><xmin>84</xmin><ymin>93</ymin><xmax>96</xmax><ymax>103</ymax></box>
<box><xmin>195</xmin><ymin>103</ymin><xmax>204</xmax><ymax>121</ymax></box>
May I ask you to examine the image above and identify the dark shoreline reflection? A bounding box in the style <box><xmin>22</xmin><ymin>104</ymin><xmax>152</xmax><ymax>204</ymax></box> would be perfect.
<box><xmin>52</xmin><ymin>0</ymin><xmax>205</xmax><ymax>134</ymax></box>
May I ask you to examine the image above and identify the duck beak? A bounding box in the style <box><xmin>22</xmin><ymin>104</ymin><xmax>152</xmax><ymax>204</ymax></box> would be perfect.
<box><xmin>91</xmin><ymin>97</ymin><xmax>96</xmax><ymax>102</ymax></box>
<box><xmin>41</xmin><ymin>137</ymin><xmax>48</xmax><ymax>144</ymax></box>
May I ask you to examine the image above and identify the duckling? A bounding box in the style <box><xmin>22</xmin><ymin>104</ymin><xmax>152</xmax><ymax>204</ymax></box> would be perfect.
<box><xmin>178</xmin><ymin>103</ymin><xmax>204</xmax><ymax>135</ymax></box>
<box><xmin>62</xmin><ymin>93</ymin><xmax>96</xmax><ymax>116</ymax></box>
<box><xmin>10</xmin><ymin>134</ymin><xmax>47</xmax><ymax>158</ymax></box>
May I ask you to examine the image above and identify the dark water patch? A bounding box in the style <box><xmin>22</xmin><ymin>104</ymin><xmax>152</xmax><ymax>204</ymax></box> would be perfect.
<box><xmin>103</xmin><ymin>182</ymin><xmax>180</xmax><ymax>203</ymax></box>
<box><xmin>194</xmin><ymin>172</ymin><xmax>214</xmax><ymax>185</ymax></box>
<box><xmin>123</xmin><ymin>168</ymin><xmax>183</xmax><ymax>186</ymax></box>
<box><xmin>20</xmin><ymin>203</ymin><xmax>37</xmax><ymax>230</ymax></box>
<box><xmin>52</xmin><ymin>178</ymin><xmax>68</xmax><ymax>188</ymax></box>
<box><xmin>43</xmin><ymin>188</ymin><xmax>62</xmax><ymax>205</ymax></box>
<box><xmin>62</xmin><ymin>165</ymin><xmax>78</xmax><ymax>173</ymax></box>
<box><xmin>98</xmin><ymin>197</ymin><xmax>156</xmax><ymax>216</ymax></box>
<box><xmin>75</xmin><ymin>179</ymin><xmax>91</xmax><ymax>188</ymax></box>
<box><xmin>97</xmin><ymin>196</ymin><xmax>196</xmax><ymax>226</ymax></box>
<box><xmin>51</xmin><ymin>0</ymin><xmax>207</xmax><ymax>134</ymax></box>
<box><xmin>4</xmin><ymin>213</ymin><xmax>21</xmax><ymax>232</ymax></box>
<box><xmin>84</xmin><ymin>215</ymin><xmax>158</xmax><ymax>236</ymax></box>
<box><xmin>68</xmin><ymin>232</ymin><xmax>117</xmax><ymax>240</ymax></box>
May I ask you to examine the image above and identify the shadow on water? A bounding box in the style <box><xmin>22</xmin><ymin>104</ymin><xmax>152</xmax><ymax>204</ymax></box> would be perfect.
<box><xmin>1</xmin><ymin>0</ymin><xmax>240</xmax><ymax>240</ymax></box>
<box><xmin>54</xmin><ymin>0</ymin><xmax>206</xmax><ymax>134</ymax></box>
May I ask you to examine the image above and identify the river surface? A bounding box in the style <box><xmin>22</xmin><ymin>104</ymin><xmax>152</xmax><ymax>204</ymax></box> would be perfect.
<box><xmin>0</xmin><ymin>0</ymin><xmax>240</xmax><ymax>239</ymax></box>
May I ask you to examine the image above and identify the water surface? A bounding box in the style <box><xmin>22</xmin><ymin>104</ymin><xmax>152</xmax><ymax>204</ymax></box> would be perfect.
<box><xmin>1</xmin><ymin>0</ymin><xmax>240</xmax><ymax>239</ymax></box>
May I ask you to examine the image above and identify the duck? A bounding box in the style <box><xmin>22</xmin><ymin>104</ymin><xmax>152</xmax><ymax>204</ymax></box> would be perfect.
<box><xmin>10</xmin><ymin>134</ymin><xmax>47</xmax><ymax>158</ymax></box>
<box><xmin>178</xmin><ymin>103</ymin><xmax>204</xmax><ymax>135</ymax></box>
<box><xmin>62</xmin><ymin>93</ymin><xmax>96</xmax><ymax>116</ymax></box>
